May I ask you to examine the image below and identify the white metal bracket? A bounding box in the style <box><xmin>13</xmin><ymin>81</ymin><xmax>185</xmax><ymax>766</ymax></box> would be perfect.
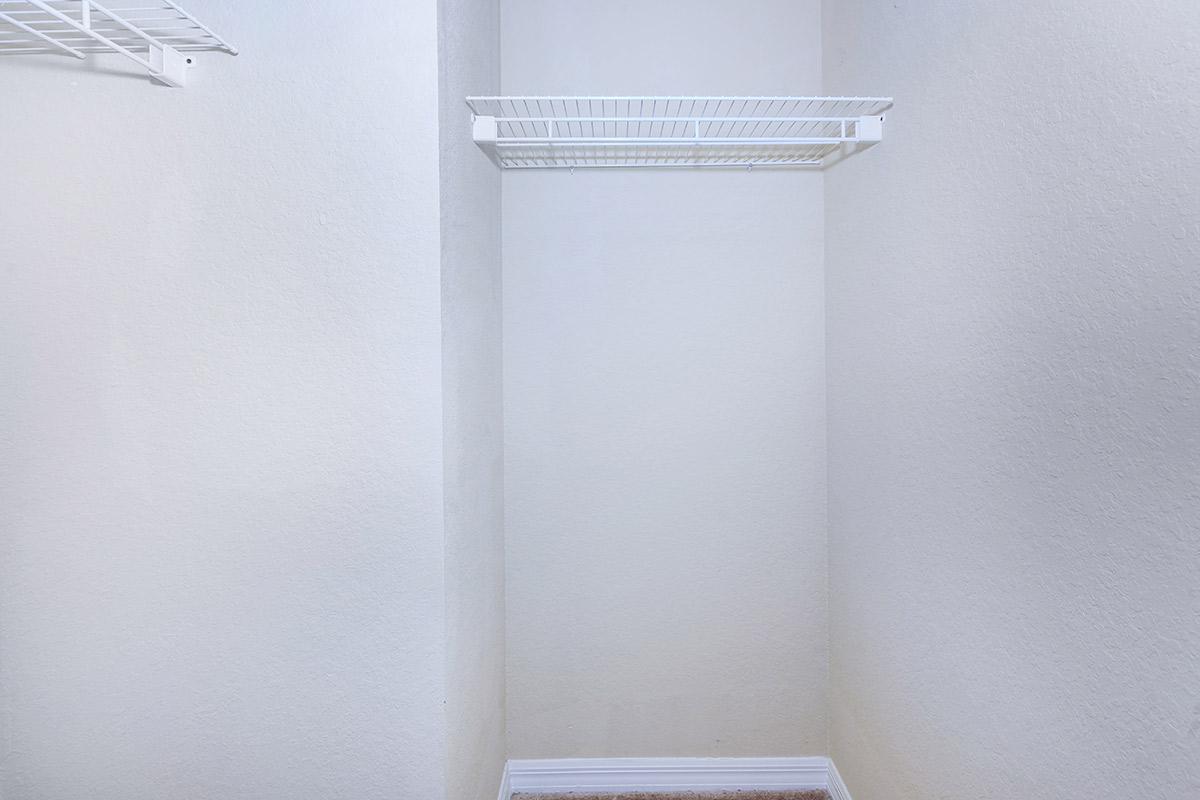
<box><xmin>472</xmin><ymin>115</ymin><xmax>502</xmax><ymax>167</ymax></box>
<box><xmin>472</xmin><ymin>114</ymin><xmax>499</xmax><ymax>143</ymax></box>
<box><xmin>855</xmin><ymin>114</ymin><xmax>885</xmax><ymax>143</ymax></box>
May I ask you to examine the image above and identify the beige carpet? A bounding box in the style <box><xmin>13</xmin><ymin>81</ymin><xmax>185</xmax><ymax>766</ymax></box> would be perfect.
<box><xmin>512</xmin><ymin>792</ymin><xmax>829</xmax><ymax>800</ymax></box>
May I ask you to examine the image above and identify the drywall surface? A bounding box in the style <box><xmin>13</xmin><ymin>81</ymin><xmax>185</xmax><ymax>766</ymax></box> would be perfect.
<box><xmin>0</xmin><ymin>2</ymin><xmax>448</xmax><ymax>798</ymax></box>
<box><xmin>824</xmin><ymin>2</ymin><xmax>1200</xmax><ymax>798</ymax></box>
<box><xmin>439</xmin><ymin>0</ymin><xmax>505</xmax><ymax>799</ymax></box>
<box><xmin>501</xmin><ymin>0</ymin><xmax>828</xmax><ymax>757</ymax></box>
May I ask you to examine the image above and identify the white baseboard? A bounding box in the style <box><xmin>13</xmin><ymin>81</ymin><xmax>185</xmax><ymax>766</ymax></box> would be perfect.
<box><xmin>826</xmin><ymin>759</ymin><xmax>852</xmax><ymax>800</ymax></box>
<box><xmin>500</xmin><ymin>757</ymin><xmax>851</xmax><ymax>797</ymax></box>
<box><xmin>495</xmin><ymin>760</ymin><xmax>511</xmax><ymax>800</ymax></box>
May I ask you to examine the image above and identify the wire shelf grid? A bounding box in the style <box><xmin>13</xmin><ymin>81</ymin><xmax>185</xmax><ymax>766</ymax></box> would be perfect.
<box><xmin>467</xmin><ymin>96</ymin><xmax>893</xmax><ymax>169</ymax></box>
<box><xmin>0</xmin><ymin>0</ymin><xmax>235</xmax><ymax>85</ymax></box>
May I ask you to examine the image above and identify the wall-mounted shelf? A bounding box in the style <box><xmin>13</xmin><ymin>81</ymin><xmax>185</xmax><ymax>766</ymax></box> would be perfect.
<box><xmin>467</xmin><ymin>96</ymin><xmax>893</xmax><ymax>170</ymax></box>
<box><xmin>0</xmin><ymin>0</ymin><xmax>235</xmax><ymax>86</ymax></box>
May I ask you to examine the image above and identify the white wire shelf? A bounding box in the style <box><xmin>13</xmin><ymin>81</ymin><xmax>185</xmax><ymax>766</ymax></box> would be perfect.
<box><xmin>466</xmin><ymin>96</ymin><xmax>893</xmax><ymax>170</ymax></box>
<box><xmin>0</xmin><ymin>0</ymin><xmax>235</xmax><ymax>86</ymax></box>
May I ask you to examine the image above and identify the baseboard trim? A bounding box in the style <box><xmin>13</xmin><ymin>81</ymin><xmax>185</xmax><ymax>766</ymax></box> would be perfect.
<box><xmin>826</xmin><ymin>759</ymin><xmax>852</xmax><ymax>800</ymax></box>
<box><xmin>495</xmin><ymin>760</ymin><xmax>511</xmax><ymax>800</ymax></box>
<box><xmin>501</xmin><ymin>757</ymin><xmax>851</xmax><ymax>796</ymax></box>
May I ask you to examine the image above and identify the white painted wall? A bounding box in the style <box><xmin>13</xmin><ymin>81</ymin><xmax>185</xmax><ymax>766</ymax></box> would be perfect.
<box><xmin>11</xmin><ymin>4</ymin><xmax>1192</xmax><ymax>794</ymax></box>
<box><xmin>501</xmin><ymin>0</ymin><xmax>828</xmax><ymax>758</ymax></box>
<box><xmin>823</xmin><ymin>2</ymin><xmax>1200</xmax><ymax>798</ymax></box>
<box><xmin>439</xmin><ymin>1</ymin><xmax>505</xmax><ymax>799</ymax></box>
<box><xmin>0</xmin><ymin>3</ymin><xmax>450</xmax><ymax>798</ymax></box>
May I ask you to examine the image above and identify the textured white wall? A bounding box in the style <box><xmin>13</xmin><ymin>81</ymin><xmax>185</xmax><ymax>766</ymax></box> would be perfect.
<box><xmin>824</xmin><ymin>2</ymin><xmax>1200</xmax><ymax>798</ymax></box>
<box><xmin>0</xmin><ymin>3</ymin><xmax>449</xmax><ymax>798</ymax></box>
<box><xmin>439</xmin><ymin>1</ymin><xmax>505</xmax><ymax>799</ymax></box>
<box><xmin>501</xmin><ymin>0</ymin><xmax>828</xmax><ymax>758</ymax></box>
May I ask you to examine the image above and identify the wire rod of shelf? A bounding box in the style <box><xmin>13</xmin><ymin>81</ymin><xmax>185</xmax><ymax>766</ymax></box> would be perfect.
<box><xmin>0</xmin><ymin>0</ymin><xmax>235</xmax><ymax>85</ymax></box>
<box><xmin>467</xmin><ymin>96</ymin><xmax>893</xmax><ymax>170</ymax></box>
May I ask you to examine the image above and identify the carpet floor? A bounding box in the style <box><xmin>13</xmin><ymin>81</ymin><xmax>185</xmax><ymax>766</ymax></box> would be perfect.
<box><xmin>512</xmin><ymin>792</ymin><xmax>829</xmax><ymax>800</ymax></box>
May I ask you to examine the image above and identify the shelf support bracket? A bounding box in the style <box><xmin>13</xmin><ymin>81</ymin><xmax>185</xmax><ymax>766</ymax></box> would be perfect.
<box><xmin>856</xmin><ymin>115</ymin><xmax>885</xmax><ymax>143</ymax></box>
<box><xmin>472</xmin><ymin>115</ymin><xmax>498</xmax><ymax>143</ymax></box>
<box><xmin>472</xmin><ymin>115</ymin><xmax>502</xmax><ymax>168</ymax></box>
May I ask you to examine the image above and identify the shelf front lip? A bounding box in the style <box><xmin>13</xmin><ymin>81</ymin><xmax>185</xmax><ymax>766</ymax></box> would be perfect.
<box><xmin>0</xmin><ymin>44</ymin><xmax>227</xmax><ymax>52</ymax></box>
<box><xmin>499</xmin><ymin>160</ymin><xmax>826</xmax><ymax>169</ymax></box>
<box><xmin>496</xmin><ymin>137</ymin><xmax>853</xmax><ymax>146</ymax></box>
<box><xmin>490</xmin><ymin>116</ymin><xmax>870</xmax><ymax>123</ymax></box>
<box><xmin>467</xmin><ymin>94</ymin><xmax>894</xmax><ymax>104</ymax></box>
<box><xmin>466</xmin><ymin>97</ymin><xmax>895</xmax><ymax>123</ymax></box>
